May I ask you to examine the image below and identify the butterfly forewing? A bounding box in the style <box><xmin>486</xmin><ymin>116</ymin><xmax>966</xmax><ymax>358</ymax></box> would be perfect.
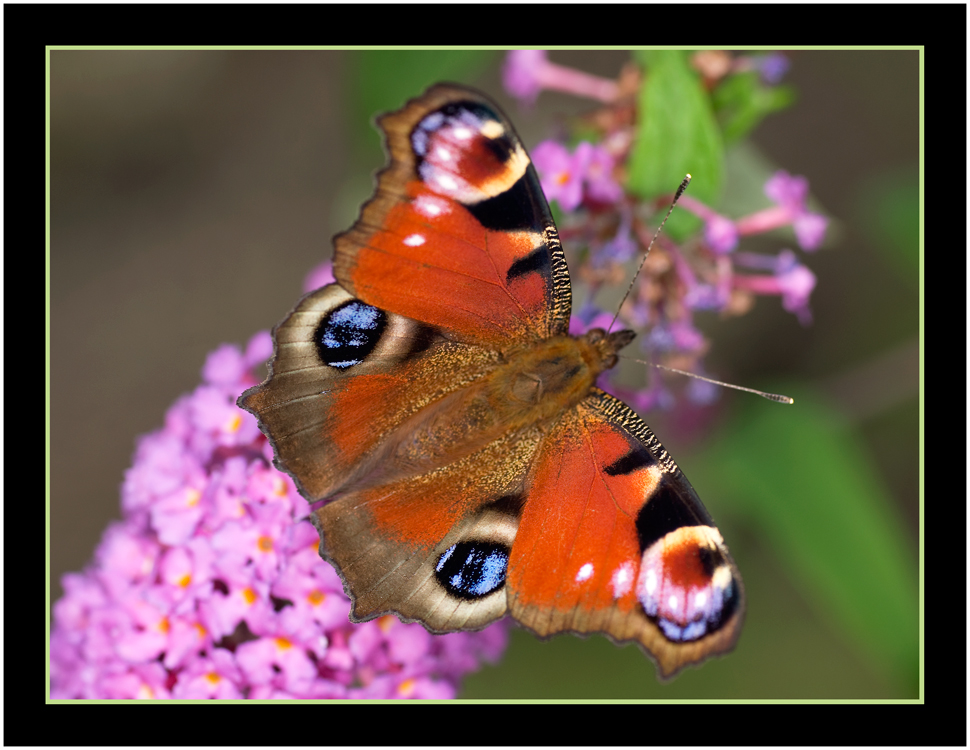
<box><xmin>333</xmin><ymin>84</ymin><xmax>571</xmax><ymax>349</ymax></box>
<box><xmin>240</xmin><ymin>284</ymin><xmax>499</xmax><ymax>501</ymax></box>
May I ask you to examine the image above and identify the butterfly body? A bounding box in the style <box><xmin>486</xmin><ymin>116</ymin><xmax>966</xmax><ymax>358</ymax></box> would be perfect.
<box><xmin>240</xmin><ymin>84</ymin><xmax>743</xmax><ymax>678</ymax></box>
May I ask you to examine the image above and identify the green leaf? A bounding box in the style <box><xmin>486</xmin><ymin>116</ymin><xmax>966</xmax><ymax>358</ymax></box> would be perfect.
<box><xmin>627</xmin><ymin>50</ymin><xmax>724</xmax><ymax>239</ymax></box>
<box><xmin>694</xmin><ymin>385</ymin><xmax>919</xmax><ymax>694</ymax></box>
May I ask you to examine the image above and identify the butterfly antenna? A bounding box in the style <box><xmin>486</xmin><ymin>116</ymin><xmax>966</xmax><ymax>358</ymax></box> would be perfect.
<box><xmin>608</xmin><ymin>174</ymin><xmax>692</xmax><ymax>334</ymax></box>
<box><xmin>623</xmin><ymin>357</ymin><xmax>794</xmax><ymax>404</ymax></box>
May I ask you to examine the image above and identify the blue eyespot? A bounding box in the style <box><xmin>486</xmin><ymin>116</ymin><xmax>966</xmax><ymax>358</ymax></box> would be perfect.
<box><xmin>315</xmin><ymin>300</ymin><xmax>386</xmax><ymax>369</ymax></box>
<box><xmin>435</xmin><ymin>541</ymin><xmax>509</xmax><ymax>599</ymax></box>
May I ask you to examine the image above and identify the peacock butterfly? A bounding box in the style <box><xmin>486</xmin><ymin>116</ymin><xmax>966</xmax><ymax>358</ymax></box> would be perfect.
<box><xmin>239</xmin><ymin>83</ymin><xmax>743</xmax><ymax>679</ymax></box>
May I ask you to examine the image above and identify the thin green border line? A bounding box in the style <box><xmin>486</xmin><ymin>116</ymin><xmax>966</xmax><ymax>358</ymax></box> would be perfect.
<box><xmin>917</xmin><ymin>45</ymin><xmax>924</xmax><ymax>702</ymax></box>
<box><xmin>46</xmin><ymin>47</ymin><xmax>924</xmax><ymax>704</ymax></box>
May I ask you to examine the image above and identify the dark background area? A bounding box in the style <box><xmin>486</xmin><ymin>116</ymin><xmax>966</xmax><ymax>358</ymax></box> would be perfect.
<box><xmin>49</xmin><ymin>50</ymin><xmax>919</xmax><ymax>699</ymax></box>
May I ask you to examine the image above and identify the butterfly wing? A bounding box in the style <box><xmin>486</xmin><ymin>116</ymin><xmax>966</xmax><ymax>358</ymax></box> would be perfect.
<box><xmin>311</xmin><ymin>385</ymin><xmax>743</xmax><ymax>679</ymax></box>
<box><xmin>333</xmin><ymin>83</ymin><xmax>571</xmax><ymax>348</ymax></box>
<box><xmin>507</xmin><ymin>390</ymin><xmax>745</xmax><ymax>679</ymax></box>
<box><xmin>311</xmin><ymin>424</ymin><xmax>541</xmax><ymax>632</ymax></box>
<box><xmin>241</xmin><ymin>84</ymin><xmax>572</xmax><ymax>502</ymax></box>
<box><xmin>239</xmin><ymin>283</ymin><xmax>500</xmax><ymax>502</ymax></box>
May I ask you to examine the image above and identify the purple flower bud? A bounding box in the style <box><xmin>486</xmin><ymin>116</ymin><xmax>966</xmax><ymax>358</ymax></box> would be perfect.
<box><xmin>777</xmin><ymin>263</ymin><xmax>818</xmax><ymax>324</ymax></box>
<box><xmin>581</xmin><ymin>143</ymin><xmax>624</xmax><ymax>205</ymax></box>
<box><xmin>732</xmin><ymin>250</ymin><xmax>817</xmax><ymax>325</ymax></box>
<box><xmin>757</xmin><ymin>53</ymin><xmax>790</xmax><ymax>84</ymax></box>
<box><xmin>765</xmin><ymin>170</ymin><xmax>809</xmax><ymax>208</ymax></box>
<box><xmin>704</xmin><ymin>214</ymin><xmax>740</xmax><ymax>254</ymax></box>
<box><xmin>793</xmin><ymin>211</ymin><xmax>828</xmax><ymax>251</ymax></box>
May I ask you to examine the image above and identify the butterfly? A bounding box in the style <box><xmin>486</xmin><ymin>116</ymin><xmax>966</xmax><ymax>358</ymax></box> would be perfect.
<box><xmin>239</xmin><ymin>83</ymin><xmax>743</xmax><ymax>679</ymax></box>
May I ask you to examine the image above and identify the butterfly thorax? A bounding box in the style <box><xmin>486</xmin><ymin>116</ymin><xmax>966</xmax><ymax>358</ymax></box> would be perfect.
<box><xmin>495</xmin><ymin>327</ymin><xmax>636</xmax><ymax>418</ymax></box>
<box><xmin>374</xmin><ymin>328</ymin><xmax>635</xmax><ymax>481</ymax></box>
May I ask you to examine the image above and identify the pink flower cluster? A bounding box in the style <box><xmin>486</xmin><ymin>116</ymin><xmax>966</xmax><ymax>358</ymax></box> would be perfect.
<box><xmin>532</xmin><ymin>140</ymin><xmax>625</xmax><ymax>213</ymax></box>
<box><xmin>503</xmin><ymin>51</ymin><xmax>823</xmax><ymax>408</ymax></box>
<box><xmin>50</xmin><ymin>332</ymin><xmax>509</xmax><ymax>699</ymax></box>
<box><xmin>680</xmin><ymin>170</ymin><xmax>828</xmax><ymax>256</ymax></box>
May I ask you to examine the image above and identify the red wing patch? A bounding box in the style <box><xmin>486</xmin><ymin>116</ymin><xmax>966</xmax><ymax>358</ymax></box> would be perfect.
<box><xmin>334</xmin><ymin>84</ymin><xmax>571</xmax><ymax>348</ymax></box>
<box><xmin>507</xmin><ymin>391</ymin><xmax>744</xmax><ymax>678</ymax></box>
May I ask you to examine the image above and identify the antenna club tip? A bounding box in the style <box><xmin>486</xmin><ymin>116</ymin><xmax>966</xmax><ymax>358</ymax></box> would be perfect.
<box><xmin>674</xmin><ymin>175</ymin><xmax>691</xmax><ymax>201</ymax></box>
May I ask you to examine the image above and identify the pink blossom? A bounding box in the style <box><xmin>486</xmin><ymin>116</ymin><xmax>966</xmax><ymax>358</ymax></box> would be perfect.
<box><xmin>580</xmin><ymin>142</ymin><xmax>624</xmax><ymax>204</ymax></box>
<box><xmin>236</xmin><ymin>635</ymin><xmax>318</xmax><ymax>695</ymax></box>
<box><xmin>776</xmin><ymin>264</ymin><xmax>818</xmax><ymax>323</ymax></box>
<box><xmin>532</xmin><ymin>140</ymin><xmax>624</xmax><ymax>212</ymax></box>
<box><xmin>202</xmin><ymin>344</ymin><xmax>247</xmax><ymax>386</ymax></box>
<box><xmin>155</xmin><ymin>540</ymin><xmax>215</xmax><ymax>610</ymax></box>
<box><xmin>502</xmin><ymin>50</ymin><xmax>620</xmax><ymax>105</ymax></box>
<box><xmin>113</xmin><ymin>596</ymin><xmax>170</xmax><ymax>663</ymax></box>
<box><xmin>704</xmin><ymin>214</ymin><xmax>740</xmax><ymax>254</ymax></box>
<box><xmin>735</xmin><ymin>171</ymin><xmax>828</xmax><ymax>251</ymax></box>
<box><xmin>150</xmin><ymin>484</ymin><xmax>206</xmax><ymax>546</ymax></box>
<box><xmin>765</xmin><ymin>170</ymin><xmax>808</xmax><ymax>207</ymax></box>
<box><xmin>161</xmin><ymin>615</ymin><xmax>211</xmax><ymax>669</ymax></box>
<box><xmin>94</xmin><ymin>524</ymin><xmax>159</xmax><ymax>595</ymax></box>
<box><xmin>502</xmin><ymin>50</ymin><xmax>548</xmax><ymax>104</ymax></box>
<box><xmin>532</xmin><ymin>140</ymin><xmax>585</xmax><ymax>211</ymax></box>
<box><xmin>170</xmin><ymin>648</ymin><xmax>244</xmax><ymax>699</ymax></box>
<box><xmin>793</xmin><ymin>211</ymin><xmax>828</xmax><ymax>250</ymax></box>
<box><xmin>50</xmin><ymin>332</ymin><xmax>510</xmax><ymax>699</ymax></box>
<box><xmin>96</xmin><ymin>663</ymin><xmax>171</xmax><ymax>700</ymax></box>
<box><xmin>677</xmin><ymin>195</ymin><xmax>739</xmax><ymax>254</ymax></box>
<box><xmin>733</xmin><ymin>250</ymin><xmax>817</xmax><ymax>325</ymax></box>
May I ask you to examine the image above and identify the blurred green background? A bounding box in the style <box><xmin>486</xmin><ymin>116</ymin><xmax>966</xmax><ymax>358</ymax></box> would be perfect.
<box><xmin>49</xmin><ymin>49</ymin><xmax>920</xmax><ymax>699</ymax></box>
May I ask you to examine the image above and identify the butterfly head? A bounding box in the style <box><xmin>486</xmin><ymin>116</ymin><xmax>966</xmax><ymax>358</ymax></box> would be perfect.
<box><xmin>580</xmin><ymin>327</ymin><xmax>636</xmax><ymax>372</ymax></box>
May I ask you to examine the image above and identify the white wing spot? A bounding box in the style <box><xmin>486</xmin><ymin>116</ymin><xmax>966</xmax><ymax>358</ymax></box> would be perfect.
<box><xmin>403</xmin><ymin>234</ymin><xmax>426</xmax><ymax>247</ymax></box>
<box><xmin>611</xmin><ymin>562</ymin><xmax>634</xmax><ymax>599</ymax></box>
<box><xmin>575</xmin><ymin>563</ymin><xmax>594</xmax><ymax>583</ymax></box>
<box><xmin>435</xmin><ymin>173</ymin><xmax>458</xmax><ymax>192</ymax></box>
<box><xmin>414</xmin><ymin>195</ymin><xmax>447</xmax><ymax>217</ymax></box>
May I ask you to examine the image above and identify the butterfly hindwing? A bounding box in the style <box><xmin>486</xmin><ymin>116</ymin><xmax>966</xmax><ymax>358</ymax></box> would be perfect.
<box><xmin>333</xmin><ymin>84</ymin><xmax>571</xmax><ymax>348</ymax></box>
<box><xmin>311</xmin><ymin>424</ymin><xmax>543</xmax><ymax>632</ymax></box>
<box><xmin>508</xmin><ymin>390</ymin><xmax>744</xmax><ymax>679</ymax></box>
